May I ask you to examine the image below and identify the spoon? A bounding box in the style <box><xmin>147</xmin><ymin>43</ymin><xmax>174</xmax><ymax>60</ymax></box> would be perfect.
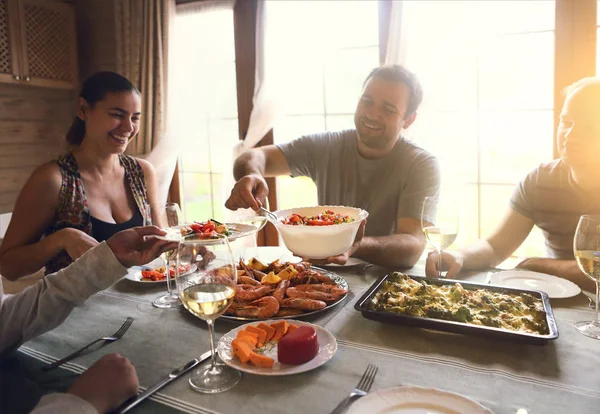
<box><xmin>259</xmin><ymin>206</ymin><xmax>278</xmax><ymax>222</ymax></box>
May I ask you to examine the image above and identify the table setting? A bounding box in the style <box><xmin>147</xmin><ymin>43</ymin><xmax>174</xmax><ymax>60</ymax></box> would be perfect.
<box><xmin>3</xmin><ymin>204</ymin><xmax>600</xmax><ymax>414</ymax></box>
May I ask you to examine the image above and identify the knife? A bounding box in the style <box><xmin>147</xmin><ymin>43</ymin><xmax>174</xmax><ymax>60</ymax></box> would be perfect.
<box><xmin>114</xmin><ymin>350</ymin><xmax>212</xmax><ymax>414</ymax></box>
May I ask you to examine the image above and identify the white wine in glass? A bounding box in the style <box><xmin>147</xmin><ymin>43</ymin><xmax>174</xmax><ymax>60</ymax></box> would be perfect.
<box><xmin>148</xmin><ymin>203</ymin><xmax>184</xmax><ymax>309</ymax></box>
<box><xmin>422</xmin><ymin>196</ymin><xmax>459</xmax><ymax>278</ymax></box>
<box><xmin>176</xmin><ymin>234</ymin><xmax>241</xmax><ymax>393</ymax></box>
<box><xmin>573</xmin><ymin>214</ymin><xmax>600</xmax><ymax>339</ymax></box>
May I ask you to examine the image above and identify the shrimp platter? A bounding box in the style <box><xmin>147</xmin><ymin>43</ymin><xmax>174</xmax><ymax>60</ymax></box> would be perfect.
<box><xmin>223</xmin><ymin>257</ymin><xmax>349</xmax><ymax>321</ymax></box>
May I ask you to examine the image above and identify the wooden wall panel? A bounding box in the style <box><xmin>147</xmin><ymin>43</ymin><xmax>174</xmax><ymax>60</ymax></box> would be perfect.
<box><xmin>0</xmin><ymin>83</ymin><xmax>73</xmax><ymax>213</ymax></box>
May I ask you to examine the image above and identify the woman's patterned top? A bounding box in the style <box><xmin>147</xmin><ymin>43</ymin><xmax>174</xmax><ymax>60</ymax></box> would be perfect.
<box><xmin>43</xmin><ymin>152</ymin><xmax>150</xmax><ymax>274</ymax></box>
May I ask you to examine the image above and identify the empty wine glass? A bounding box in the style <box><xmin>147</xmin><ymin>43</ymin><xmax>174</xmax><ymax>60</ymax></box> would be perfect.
<box><xmin>421</xmin><ymin>196</ymin><xmax>459</xmax><ymax>278</ymax></box>
<box><xmin>573</xmin><ymin>214</ymin><xmax>600</xmax><ymax>339</ymax></box>
<box><xmin>147</xmin><ymin>203</ymin><xmax>185</xmax><ymax>308</ymax></box>
<box><xmin>176</xmin><ymin>234</ymin><xmax>241</xmax><ymax>393</ymax></box>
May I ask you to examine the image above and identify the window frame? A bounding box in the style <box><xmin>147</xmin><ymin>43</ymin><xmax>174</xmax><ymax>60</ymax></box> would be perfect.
<box><xmin>172</xmin><ymin>0</ymin><xmax>599</xmax><ymax>248</ymax></box>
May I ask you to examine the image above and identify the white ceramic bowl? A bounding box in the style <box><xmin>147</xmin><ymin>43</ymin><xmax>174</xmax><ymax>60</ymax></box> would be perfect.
<box><xmin>270</xmin><ymin>205</ymin><xmax>369</xmax><ymax>259</ymax></box>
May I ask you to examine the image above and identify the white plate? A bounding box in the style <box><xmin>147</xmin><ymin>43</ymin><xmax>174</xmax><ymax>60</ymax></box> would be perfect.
<box><xmin>348</xmin><ymin>386</ymin><xmax>492</xmax><ymax>414</ymax></box>
<box><xmin>125</xmin><ymin>260</ymin><xmax>197</xmax><ymax>284</ymax></box>
<box><xmin>154</xmin><ymin>223</ymin><xmax>258</xmax><ymax>242</ymax></box>
<box><xmin>319</xmin><ymin>257</ymin><xmax>369</xmax><ymax>268</ymax></box>
<box><xmin>489</xmin><ymin>270</ymin><xmax>581</xmax><ymax>299</ymax></box>
<box><xmin>217</xmin><ymin>319</ymin><xmax>337</xmax><ymax>376</ymax></box>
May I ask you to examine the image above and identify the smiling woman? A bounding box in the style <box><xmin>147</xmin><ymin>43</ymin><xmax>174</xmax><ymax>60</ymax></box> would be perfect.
<box><xmin>0</xmin><ymin>71</ymin><xmax>159</xmax><ymax>280</ymax></box>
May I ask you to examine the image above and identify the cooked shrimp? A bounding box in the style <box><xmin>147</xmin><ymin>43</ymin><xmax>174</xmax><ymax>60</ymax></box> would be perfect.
<box><xmin>287</xmin><ymin>284</ymin><xmax>347</xmax><ymax>295</ymax></box>
<box><xmin>285</xmin><ymin>288</ymin><xmax>344</xmax><ymax>302</ymax></box>
<box><xmin>238</xmin><ymin>276</ymin><xmax>261</xmax><ymax>286</ymax></box>
<box><xmin>233</xmin><ymin>296</ymin><xmax>280</xmax><ymax>318</ymax></box>
<box><xmin>280</xmin><ymin>298</ymin><xmax>327</xmax><ymax>311</ymax></box>
<box><xmin>273</xmin><ymin>280</ymin><xmax>290</xmax><ymax>304</ymax></box>
<box><xmin>236</xmin><ymin>284</ymin><xmax>273</xmax><ymax>301</ymax></box>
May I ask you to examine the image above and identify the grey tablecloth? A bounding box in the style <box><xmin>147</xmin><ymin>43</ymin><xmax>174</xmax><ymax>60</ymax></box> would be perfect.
<box><xmin>11</xmin><ymin>257</ymin><xmax>600</xmax><ymax>414</ymax></box>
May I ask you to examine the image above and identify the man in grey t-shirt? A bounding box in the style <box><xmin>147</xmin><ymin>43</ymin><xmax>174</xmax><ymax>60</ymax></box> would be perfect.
<box><xmin>425</xmin><ymin>77</ymin><xmax>600</xmax><ymax>292</ymax></box>
<box><xmin>226</xmin><ymin>65</ymin><xmax>440</xmax><ymax>268</ymax></box>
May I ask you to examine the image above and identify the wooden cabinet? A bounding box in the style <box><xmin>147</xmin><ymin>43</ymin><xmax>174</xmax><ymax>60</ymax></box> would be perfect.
<box><xmin>0</xmin><ymin>0</ymin><xmax>78</xmax><ymax>89</ymax></box>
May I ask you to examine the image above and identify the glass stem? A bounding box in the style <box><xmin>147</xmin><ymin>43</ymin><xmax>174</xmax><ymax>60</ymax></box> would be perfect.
<box><xmin>595</xmin><ymin>281</ymin><xmax>600</xmax><ymax>327</ymax></box>
<box><xmin>438</xmin><ymin>248</ymin><xmax>443</xmax><ymax>278</ymax></box>
<box><xmin>206</xmin><ymin>318</ymin><xmax>218</xmax><ymax>372</ymax></box>
<box><xmin>164</xmin><ymin>253</ymin><xmax>174</xmax><ymax>296</ymax></box>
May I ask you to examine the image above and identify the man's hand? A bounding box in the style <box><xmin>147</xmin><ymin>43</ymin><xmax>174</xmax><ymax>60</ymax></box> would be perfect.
<box><xmin>225</xmin><ymin>174</ymin><xmax>269</xmax><ymax>211</ymax></box>
<box><xmin>304</xmin><ymin>220</ymin><xmax>366</xmax><ymax>266</ymax></box>
<box><xmin>106</xmin><ymin>226</ymin><xmax>178</xmax><ymax>268</ymax></box>
<box><xmin>425</xmin><ymin>249</ymin><xmax>465</xmax><ymax>278</ymax></box>
<box><xmin>68</xmin><ymin>353</ymin><xmax>139</xmax><ymax>413</ymax></box>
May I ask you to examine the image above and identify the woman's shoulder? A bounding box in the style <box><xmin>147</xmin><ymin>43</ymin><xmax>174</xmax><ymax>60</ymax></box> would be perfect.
<box><xmin>28</xmin><ymin>161</ymin><xmax>62</xmax><ymax>188</ymax></box>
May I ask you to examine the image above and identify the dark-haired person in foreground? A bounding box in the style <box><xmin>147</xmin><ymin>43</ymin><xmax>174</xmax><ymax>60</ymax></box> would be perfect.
<box><xmin>0</xmin><ymin>71</ymin><xmax>159</xmax><ymax>280</ymax></box>
<box><xmin>425</xmin><ymin>77</ymin><xmax>600</xmax><ymax>292</ymax></box>
<box><xmin>225</xmin><ymin>65</ymin><xmax>440</xmax><ymax>267</ymax></box>
<box><xmin>0</xmin><ymin>226</ymin><xmax>177</xmax><ymax>413</ymax></box>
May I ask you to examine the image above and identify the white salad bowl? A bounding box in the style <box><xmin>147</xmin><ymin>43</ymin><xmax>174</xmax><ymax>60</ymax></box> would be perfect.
<box><xmin>270</xmin><ymin>205</ymin><xmax>369</xmax><ymax>259</ymax></box>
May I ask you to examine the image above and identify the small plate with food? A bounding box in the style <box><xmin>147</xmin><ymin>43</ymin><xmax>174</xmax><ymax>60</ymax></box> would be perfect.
<box><xmin>125</xmin><ymin>261</ymin><xmax>197</xmax><ymax>283</ymax></box>
<box><xmin>217</xmin><ymin>319</ymin><xmax>337</xmax><ymax>376</ymax></box>
<box><xmin>222</xmin><ymin>256</ymin><xmax>349</xmax><ymax>321</ymax></box>
<box><xmin>155</xmin><ymin>219</ymin><xmax>257</xmax><ymax>243</ymax></box>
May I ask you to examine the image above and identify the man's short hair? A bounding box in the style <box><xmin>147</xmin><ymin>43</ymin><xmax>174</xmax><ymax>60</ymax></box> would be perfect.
<box><xmin>562</xmin><ymin>76</ymin><xmax>600</xmax><ymax>98</ymax></box>
<box><xmin>363</xmin><ymin>64</ymin><xmax>423</xmax><ymax>117</ymax></box>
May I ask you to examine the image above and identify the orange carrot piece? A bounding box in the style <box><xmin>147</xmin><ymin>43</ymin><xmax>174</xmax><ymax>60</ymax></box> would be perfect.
<box><xmin>236</xmin><ymin>336</ymin><xmax>257</xmax><ymax>351</ymax></box>
<box><xmin>232</xmin><ymin>339</ymin><xmax>253</xmax><ymax>364</ymax></box>
<box><xmin>249</xmin><ymin>351</ymin><xmax>275</xmax><ymax>368</ymax></box>
<box><xmin>246</xmin><ymin>326</ymin><xmax>267</xmax><ymax>346</ymax></box>
<box><xmin>270</xmin><ymin>320</ymin><xmax>289</xmax><ymax>341</ymax></box>
<box><xmin>257</xmin><ymin>322</ymin><xmax>276</xmax><ymax>342</ymax></box>
<box><xmin>237</xmin><ymin>330</ymin><xmax>259</xmax><ymax>347</ymax></box>
<box><xmin>284</xmin><ymin>324</ymin><xmax>299</xmax><ymax>337</ymax></box>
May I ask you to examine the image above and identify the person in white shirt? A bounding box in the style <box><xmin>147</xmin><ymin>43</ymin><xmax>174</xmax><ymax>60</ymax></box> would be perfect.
<box><xmin>0</xmin><ymin>226</ymin><xmax>176</xmax><ymax>414</ymax></box>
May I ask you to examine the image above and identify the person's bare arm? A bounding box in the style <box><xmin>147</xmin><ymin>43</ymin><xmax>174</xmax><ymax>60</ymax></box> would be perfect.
<box><xmin>227</xmin><ymin>146</ymin><xmax>291</xmax><ymax>211</ymax></box>
<box><xmin>232</xmin><ymin>145</ymin><xmax>291</xmax><ymax>179</ymax></box>
<box><xmin>353</xmin><ymin>218</ymin><xmax>427</xmax><ymax>268</ymax></box>
<box><xmin>0</xmin><ymin>163</ymin><xmax>67</xmax><ymax>280</ymax></box>
<box><xmin>516</xmin><ymin>258</ymin><xmax>595</xmax><ymax>292</ymax></box>
<box><xmin>138</xmin><ymin>158</ymin><xmax>160</xmax><ymax>207</ymax></box>
<box><xmin>426</xmin><ymin>208</ymin><xmax>534</xmax><ymax>278</ymax></box>
<box><xmin>465</xmin><ymin>208</ymin><xmax>534</xmax><ymax>269</ymax></box>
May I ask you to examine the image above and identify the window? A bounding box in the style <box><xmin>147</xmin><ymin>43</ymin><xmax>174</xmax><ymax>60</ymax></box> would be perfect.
<box><xmin>171</xmin><ymin>8</ymin><xmax>238</xmax><ymax>224</ymax></box>
<box><xmin>398</xmin><ymin>1</ymin><xmax>555</xmax><ymax>258</ymax></box>
<box><xmin>597</xmin><ymin>0</ymin><xmax>600</xmax><ymax>74</ymax></box>
<box><xmin>264</xmin><ymin>0</ymin><xmax>380</xmax><ymax>211</ymax></box>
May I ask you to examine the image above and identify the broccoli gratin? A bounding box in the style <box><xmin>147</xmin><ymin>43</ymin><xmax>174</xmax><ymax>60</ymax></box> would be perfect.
<box><xmin>368</xmin><ymin>273</ymin><xmax>549</xmax><ymax>335</ymax></box>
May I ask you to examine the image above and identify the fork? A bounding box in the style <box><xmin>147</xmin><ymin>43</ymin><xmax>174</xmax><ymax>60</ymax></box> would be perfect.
<box><xmin>329</xmin><ymin>364</ymin><xmax>378</xmax><ymax>414</ymax></box>
<box><xmin>43</xmin><ymin>317</ymin><xmax>134</xmax><ymax>371</ymax></box>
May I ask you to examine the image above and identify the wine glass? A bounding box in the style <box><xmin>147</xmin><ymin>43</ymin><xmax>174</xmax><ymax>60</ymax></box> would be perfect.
<box><xmin>176</xmin><ymin>234</ymin><xmax>241</xmax><ymax>393</ymax></box>
<box><xmin>147</xmin><ymin>203</ymin><xmax>185</xmax><ymax>308</ymax></box>
<box><xmin>573</xmin><ymin>214</ymin><xmax>600</xmax><ymax>339</ymax></box>
<box><xmin>227</xmin><ymin>196</ymin><xmax>271</xmax><ymax>258</ymax></box>
<box><xmin>421</xmin><ymin>196</ymin><xmax>459</xmax><ymax>278</ymax></box>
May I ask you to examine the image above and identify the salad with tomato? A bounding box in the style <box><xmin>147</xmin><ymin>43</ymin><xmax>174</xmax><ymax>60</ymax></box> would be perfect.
<box><xmin>141</xmin><ymin>264</ymin><xmax>190</xmax><ymax>281</ymax></box>
<box><xmin>181</xmin><ymin>219</ymin><xmax>231</xmax><ymax>239</ymax></box>
<box><xmin>281</xmin><ymin>209</ymin><xmax>355</xmax><ymax>226</ymax></box>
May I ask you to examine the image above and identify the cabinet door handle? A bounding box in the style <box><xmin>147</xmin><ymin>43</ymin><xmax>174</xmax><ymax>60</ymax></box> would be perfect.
<box><xmin>24</xmin><ymin>76</ymin><xmax>31</xmax><ymax>82</ymax></box>
<box><xmin>13</xmin><ymin>74</ymin><xmax>21</xmax><ymax>80</ymax></box>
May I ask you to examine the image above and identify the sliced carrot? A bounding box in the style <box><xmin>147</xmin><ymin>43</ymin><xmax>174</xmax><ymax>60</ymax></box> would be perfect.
<box><xmin>245</xmin><ymin>326</ymin><xmax>267</xmax><ymax>347</ymax></box>
<box><xmin>270</xmin><ymin>320</ymin><xmax>289</xmax><ymax>341</ymax></box>
<box><xmin>236</xmin><ymin>335</ymin><xmax>257</xmax><ymax>351</ymax></box>
<box><xmin>257</xmin><ymin>322</ymin><xmax>276</xmax><ymax>342</ymax></box>
<box><xmin>237</xmin><ymin>330</ymin><xmax>259</xmax><ymax>347</ymax></box>
<box><xmin>284</xmin><ymin>324</ymin><xmax>298</xmax><ymax>337</ymax></box>
<box><xmin>249</xmin><ymin>351</ymin><xmax>275</xmax><ymax>368</ymax></box>
<box><xmin>232</xmin><ymin>339</ymin><xmax>253</xmax><ymax>364</ymax></box>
